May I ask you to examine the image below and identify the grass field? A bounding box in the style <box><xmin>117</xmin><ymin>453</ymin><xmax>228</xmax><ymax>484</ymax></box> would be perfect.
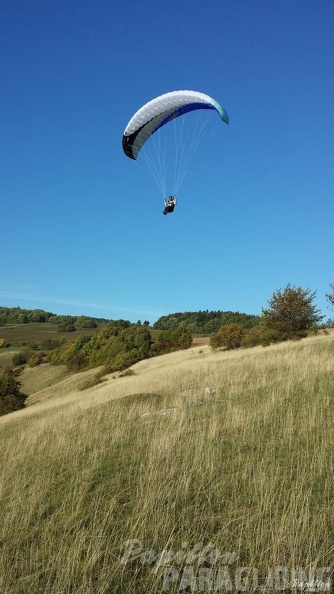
<box><xmin>0</xmin><ymin>323</ymin><xmax>163</xmax><ymax>346</ymax></box>
<box><xmin>0</xmin><ymin>334</ymin><xmax>333</xmax><ymax>593</ymax></box>
<box><xmin>0</xmin><ymin>322</ymin><xmax>105</xmax><ymax>345</ymax></box>
<box><xmin>0</xmin><ymin>323</ymin><xmax>104</xmax><ymax>376</ymax></box>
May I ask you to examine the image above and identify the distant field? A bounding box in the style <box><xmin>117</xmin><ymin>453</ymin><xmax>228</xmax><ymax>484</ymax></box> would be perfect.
<box><xmin>0</xmin><ymin>322</ymin><xmax>104</xmax><ymax>345</ymax></box>
<box><xmin>0</xmin><ymin>323</ymin><xmax>209</xmax><ymax>352</ymax></box>
<box><xmin>0</xmin><ymin>323</ymin><xmax>108</xmax><ymax>375</ymax></box>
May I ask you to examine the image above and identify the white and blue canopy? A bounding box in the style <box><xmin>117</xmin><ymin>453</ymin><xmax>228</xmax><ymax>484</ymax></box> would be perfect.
<box><xmin>122</xmin><ymin>90</ymin><xmax>229</xmax><ymax>160</ymax></box>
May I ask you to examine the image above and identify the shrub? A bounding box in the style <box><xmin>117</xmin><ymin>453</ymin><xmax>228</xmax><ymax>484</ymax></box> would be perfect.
<box><xmin>119</xmin><ymin>368</ymin><xmax>136</xmax><ymax>377</ymax></box>
<box><xmin>58</xmin><ymin>323</ymin><xmax>76</xmax><ymax>332</ymax></box>
<box><xmin>241</xmin><ymin>326</ymin><xmax>281</xmax><ymax>348</ymax></box>
<box><xmin>12</xmin><ymin>352</ymin><xmax>29</xmax><ymax>366</ymax></box>
<box><xmin>28</xmin><ymin>353</ymin><xmax>44</xmax><ymax>367</ymax></box>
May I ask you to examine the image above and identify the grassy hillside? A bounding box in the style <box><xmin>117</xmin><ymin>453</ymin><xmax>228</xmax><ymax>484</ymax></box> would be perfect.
<box><xmin>0</xmin><ymin>335</ymin><xmax>333</xmax><ymax>593</ymax></box>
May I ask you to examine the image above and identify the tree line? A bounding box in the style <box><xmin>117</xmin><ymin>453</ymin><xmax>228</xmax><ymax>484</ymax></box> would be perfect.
<box><xmin>153</xmin><ymin>310</ymin><xmax>260</xmax><ymax>334</ymax></box>
<box><xmin>0</xmin><ymin>307</ymin><xmax>260</xmax><ymax>334</ymax></box>
<box><xmin>0</xmin><ymin>307</ymin><xmax>108</xmax><ymax>330</ymax></box>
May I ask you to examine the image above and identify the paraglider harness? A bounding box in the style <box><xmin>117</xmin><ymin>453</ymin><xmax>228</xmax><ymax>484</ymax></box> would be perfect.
<box><xmin>163</xmin><ymin>196</ymin><xmax>177</xmax><ymax>215</ymax></box>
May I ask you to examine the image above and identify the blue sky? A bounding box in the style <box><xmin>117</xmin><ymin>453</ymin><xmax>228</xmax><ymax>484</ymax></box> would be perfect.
<box><xmin>1</xmin><ymin>0</ymin><xmax>334</xmax><ymax>324</ymax></box>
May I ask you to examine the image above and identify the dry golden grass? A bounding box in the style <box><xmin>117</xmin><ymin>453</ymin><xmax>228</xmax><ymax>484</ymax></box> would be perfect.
<box><xmin>19</xmin><ymin>362</ymin><xmax>69</xmax><ymax>396</ymax></box>
<box><xmin>0</xmin><ymin>334</ymin><xmax>333</xmax><ymax>593</ymax></box>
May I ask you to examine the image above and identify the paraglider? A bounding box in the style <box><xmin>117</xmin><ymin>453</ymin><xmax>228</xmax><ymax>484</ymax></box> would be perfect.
<box><xmin>163</xmin><ymin>196</ymin><xmax>177</xmax><ymax>215</ymax></box>
<box><xmin>122</xmin><ymin>90</ymin><xmax>229</xmax><ymax>214</ymax></box>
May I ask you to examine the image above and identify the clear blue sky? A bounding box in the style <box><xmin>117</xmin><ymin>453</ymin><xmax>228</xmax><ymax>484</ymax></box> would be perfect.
<box><xmin>1</xmin><ymin>0</ymin><xmax>334</xmax><ymax>324</ymax></box>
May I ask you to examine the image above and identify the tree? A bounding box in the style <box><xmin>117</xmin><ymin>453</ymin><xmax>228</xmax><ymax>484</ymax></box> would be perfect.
<box><xmin>74</xmin><ymin>316</ymin><xmax>97</xmax><ymax>329</ymax></box>
<box><xmin>262</xmin><ymin>284</ymin><xmax>323</xmax><ymax>340</ymax></box>
<box><xmin>326</xmin><ymin>283</ymin><xmax>334</xmax><ymax>311</ymax></box>
<box><xmin>210</xmin><ymin>323</ymin><xmax>246</xmax><ymax>350</ymax></box>
<box><xmin>153</xmin><ymin>327</ymin><xmax>192</xmax><ymax>354</ymax></box>
<box><xmin>0</xmin><ymin>370</ymin><xmax>27</xmax><ymax>416</ymax></box>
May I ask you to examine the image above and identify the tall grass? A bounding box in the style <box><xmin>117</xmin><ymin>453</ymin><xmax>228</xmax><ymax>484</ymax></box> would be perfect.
<box><xmin>0</xmin><ymin>335</ymin><xmax>333</xmax><ymax>593</ymax></box>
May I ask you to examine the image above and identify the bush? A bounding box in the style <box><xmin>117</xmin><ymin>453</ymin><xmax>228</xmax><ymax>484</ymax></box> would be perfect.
<box><xmin>58</xmin><ymin>323</ymin><xmax>76</xmax><ymax>332</ymax></box>
<box><xmin>12</xmin><ymin>352</ymin><xmax>29</xmax><ymax>366</ymax></box>
<box><xmin>119</xmin><ymin>368</ymin><xmax>136</xmax><ymax>377</ymax></box>
<box><xmin>241</xmin><ymin>326</ymin><xmax>281</xmax><ymax>348</ymax></box>
<box><xmin>28</xmin><ymin>353</ymin><xmax>44</xmax><ymax>367</ymax></box>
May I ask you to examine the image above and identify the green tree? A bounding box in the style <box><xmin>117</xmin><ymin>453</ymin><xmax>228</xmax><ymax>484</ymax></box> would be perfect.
<box><xmin>154</xmin><ymin>327</ymin><xmax>192</xmax><ymax>354</ymax></box>
<box><xmin>17</xmin><ymin>313</ymin><xmax>28</xmax><ymax>323</ymax></box>
<box><xmin>0</xmin><ymin>370</ymin><xmax>27</xmax><ymax>416</ymax></box>
<box><xmin>74</xmin><ymin>316</ymin><xmax>97</xmax><ymax>329</ymax></box>
<box><xmin>210</xmin><ymin>323</ymin><xmax>246</xmax><ymax>350</ymax></box>
<box><xmin>29</xmin><ymin>309</ymin><xmax>49</xmax><ymax>323</ymax></box>
<box><xmin>326</xmin><ymin>282</ymin><xmax>334</xmax><ymax>311</ymax></box>
<box><xmin>262</xmin><ymin>284</ymin><xmax>323</xmax><ymax>340</ymax></box>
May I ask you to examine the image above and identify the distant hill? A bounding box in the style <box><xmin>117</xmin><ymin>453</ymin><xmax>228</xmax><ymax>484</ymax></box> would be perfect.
<box><xmin>153</xmin><ymin>310</ymin><xmax>260</xmax><ymax>334</ymax></box>
<box><xmin>0</xmin><ymin>306</ymin><xmax>109</xmax><ymax>329</ymax></box>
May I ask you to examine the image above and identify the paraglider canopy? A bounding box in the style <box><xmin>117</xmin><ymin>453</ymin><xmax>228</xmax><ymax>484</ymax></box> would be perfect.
<box><xmin>122</xmin><ymin>90</ymin><xmax>229</xmax><ymax>161</ymax></box>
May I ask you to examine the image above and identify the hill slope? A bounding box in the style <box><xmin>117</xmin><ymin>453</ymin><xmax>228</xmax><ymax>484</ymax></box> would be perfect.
<box><xmin>0</xmin><ymin>334</ymin><xmax>333</xmax><ymax>593</ymax></box>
